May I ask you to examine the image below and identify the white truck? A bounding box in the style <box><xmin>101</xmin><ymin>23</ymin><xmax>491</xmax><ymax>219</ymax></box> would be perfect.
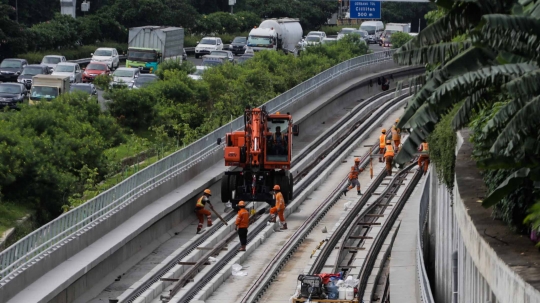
<box><xmin>247</xmin><ymin>18</ymin><xmax>303</xmax><ymax>54</ymax></box>
<box><xmin>29</xmin><ymin>74</ymin><xmax>70</xmax><ymax>105</ymax></box>
<box><xmin>384</xmin><ymin>23</ymin><xmax>411</xmax><ymax>34</ymax></box>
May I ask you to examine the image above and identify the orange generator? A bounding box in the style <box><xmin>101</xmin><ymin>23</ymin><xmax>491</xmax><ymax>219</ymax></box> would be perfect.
<box><xmin>218</xmin><ymin>105</ymin><xmax>298</xmax><ymax>209</ymax></box>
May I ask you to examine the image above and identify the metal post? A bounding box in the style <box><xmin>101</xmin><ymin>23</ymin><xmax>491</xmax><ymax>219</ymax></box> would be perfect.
<box><xmin>16</xmin><ymin>0</ymin><xmax>18</xmax><ymax>23</ymax></box>
<box><xmin>419</xmin><ymin>18</ymin><xmax>421</xmax><ymax>32</ymax></box>
<box><xmin>231</xmin><ymin>5</ymin><xmax>233</xmax><ymax>14</ymax></box>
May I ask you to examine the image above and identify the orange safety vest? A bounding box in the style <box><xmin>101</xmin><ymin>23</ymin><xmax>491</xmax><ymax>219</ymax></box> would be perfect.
<box><xmin>422</xmin><ymin>142</ymin><xmax>429</xmax><ymax>152</ymax></box>
<box><xmin>379</xmin><ymin>134</ymin><xmax>386</xmax><ymax>148</ymax></box>
<box><xmin>236</xmin><ymin>208</ymin><xmax>250</xmax><ymax>228</ymax></box>
<box><xmin>349</xmin><ymin>165</ymin><xmax>361</xmax><ymax>180</ymax></box>
<box><xmin>275</xmin><ymin>192</ymin><xmax>285</xmax><ymax>211</ymax></box>
<box><xmin>384</xmin><ymin>145</ymin><xmax>395</xmax><ymax>158</ymax></box>
<box><xmin>196</xmin><ymin>196</ymin><xmax>207</xmax><ymax>208</ymax></box>
<box><xmin>391</xmin><ymin>126</ymin><xmax>401</xmax><ymax>140</ymax></box>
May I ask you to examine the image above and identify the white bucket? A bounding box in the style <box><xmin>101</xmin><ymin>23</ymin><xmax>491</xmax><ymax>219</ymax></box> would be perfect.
<box><xmin>338</xmin><ymin>286</ymin><xmax>346</xmax><ymax>300</ymax></box>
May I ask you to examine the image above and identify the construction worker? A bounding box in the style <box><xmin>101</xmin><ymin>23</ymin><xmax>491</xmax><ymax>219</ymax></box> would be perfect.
<box><xmin>195</xmin><ymin>189</ymin><xmax>213</xmax><ymax>234</ymax></box>
<box><xmin>384</xmin><ymin>140</ymin><xmax>394</xmax><ymax>176</ymax></box>
<box><xmin>344</xmin><ymin>157</ymin><xmax>364</xmax><ymax>196</ymax></box>
<box><xmin>391</xmin><ymin>121</ymin><xmax>401</xmax><ymax>153</ymax></box>
<box><xmin>272</xmin><ymin>126</ymin><xmax>286</xmax><ymax>155</ymax></box>
<box><xmin>268</xmin><ymin>184</ymin><xmax>287</xmax><ymax>230</ymax></box>
<box><xmin>379</xmin><ymin>128</ymin><xmax>387</xmax><ymax>162</ymax></box>
<box><xmin>418</xmin><ymin>140</ymin><xmax>430</xmax><ymax>175</ymax></box>
<box><xmin>235</xmin><ymin>201</ymin><xmax>249</xmax><ymax>251</ymax></box>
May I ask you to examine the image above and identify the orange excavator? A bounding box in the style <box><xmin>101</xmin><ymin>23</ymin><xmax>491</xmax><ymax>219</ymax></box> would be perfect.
<box><xmin>218</xmin><ymin>105</ymin><xmax>298</xmax><ymax>209</ymax></box>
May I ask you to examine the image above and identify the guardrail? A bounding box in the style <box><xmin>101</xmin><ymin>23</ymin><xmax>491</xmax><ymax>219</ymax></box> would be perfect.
<box><xmin>417</xmin><ymin>170</ymin><xmax>435</xmax><ymax>303</ymax></box>
<box><xmin>0</xmin><ymin>49</ymin><xmax>396</xmax><ymax>284</ymax></box>
<box><xmin>68</xmin><ymin>55</ymin><xmax>127</xmax><ymax>65</ymax></box>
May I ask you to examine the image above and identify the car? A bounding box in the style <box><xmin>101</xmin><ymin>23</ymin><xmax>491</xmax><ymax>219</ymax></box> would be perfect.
<box><xmin>0</xmin><ymin>83</ymin><xmax>27</xmax><ymax>109</ymax></box>
<box><xmin>228</xmin><ymin>37</ymin><xmax>247</xmax><ymax>55</ymax></box>
<box><xmin>209</xmin><ymin>50</ymin><xmax>234</xmax><ymax>62</ymax></box>
<box><xmin>304</xmin><ymin>35</ymin><xmax>323</xmax><ymax>46</ymax></box>
<box><xmin>82</xmin><ymin>62</ymin><xmax>111</xmax><ymax>83</ymax></box>
<box><xmin>91</xmin><ymin>47</ymin><xmax>120</xmax><ymax>70</ymax></box>
<box><xmin>70</xmin><ymin>83</ymin><xmax>97</xmax><ymax>97</ymax></box>
<box><xmin>132</xmin><ymin>74</ymin><xmax>158</xmax><ymax>89</ymax></box>
<box><xmin>0</xmin><ymin>59</ymin><xmax>28</xmax><ymax>82</ymax></box>
<box><xmin>17</xmin><ymin>65</ymin><xmax>50</xmax><ymax>88</ymax></box>
<box><xmin>110</xmin><ymin>67</ymin><xmax>140</xmax><ymax>88</ymax></box>
<box><xmin>321</xmin><ymin>38</ymin><xmax>338</xmax><ymax>45</ymax></box>
<box><xmin>183</xmin><ymin>49</ymin><xmax>188</xmax><ymax>61</ymax></box>
<box><xmin>188</xmin><ymin>66</ymin><xmax>209</xmax><ymax>81</ymax></box>
<box><xmin>236</xmin><ymin>53</ymin><xmax>254</xmax><ymax>64</ymax></box>
<box><xmin>306</xmin><ymin>31</ymin><xmax>327</xmax><ymax>39</ymax></box>
<box><xmin>336</xmin><ymin>28</ymin><xmax>356</xmax><ymax>40</ymax></box>
<box><xmin>52</xmin><ymin>62</ymin><xmax>83</xmax><ymax>83</ymax></box>
<box><xmin>195</xmin><ymin>37</ymin><xmax>223</xmax><ymax>59</ymax></box>
<box><xmin>40</xmin><ymin>55</ymin><xmax>67</xmax><ymax>73</ymax></box>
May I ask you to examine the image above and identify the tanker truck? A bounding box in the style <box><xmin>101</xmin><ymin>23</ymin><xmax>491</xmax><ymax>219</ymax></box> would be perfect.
<box><xmin>246</xmin><ymin>18</ymin><xmax>303</xmax><ymax>54</ymax></box>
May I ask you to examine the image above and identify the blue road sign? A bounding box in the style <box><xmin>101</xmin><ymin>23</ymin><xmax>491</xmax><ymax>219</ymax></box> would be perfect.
<box><xmin>350</xmin><ymin>1</ymin><xmax>381</xmax><ymax>19</ymax></box>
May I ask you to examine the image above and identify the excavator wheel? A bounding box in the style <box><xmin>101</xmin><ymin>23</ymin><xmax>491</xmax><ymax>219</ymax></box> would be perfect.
<box><xmin>228</xmin><ymin>174</ymin><xmax>237</xmax><ymax>199</ymax></box>
<box><xmin>221</xmin><ymin>175</ymin><xmax>231</xmax><ymax>202</ymax></box>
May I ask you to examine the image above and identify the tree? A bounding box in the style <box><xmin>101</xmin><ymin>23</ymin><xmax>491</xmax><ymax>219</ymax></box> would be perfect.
<box><xmin>392</xmin><ymin>0</ymin><xmax>540</xmax><ymax>229</ymax></box>
<box><xmin>381</xmin><ymin>2</ymin><xmax>435</xmax><ymax>33</ymax></box>
<box><xmin>390</xmin><ymin>32</ymin><xmax>413</xmax><ymax>49</ymax></box>
<box><xmin>0</xmin><ymin>2</ymin><xmax>30</xmax><ymax>59</ymax></box>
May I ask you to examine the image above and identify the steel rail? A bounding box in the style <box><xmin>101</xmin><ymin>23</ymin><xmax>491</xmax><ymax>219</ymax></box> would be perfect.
<box><xmin>116</xmin><ymin>79</ymin><xmax>408</xmax><ymax>303</ymax></box>
<box><xmin>356</xmin><ymin>164</ymin><xmax>422</xmax><ymax>300</ymax></box>
<box><xmin>167</xmin><ymin>92</ymin><xmax>408</xmax><ymax>303</ymax></box>
<box><xmin>330</xmin><ymin>161</ymin><xmax>410</xmax><ymax>274</ymax></box>
<box><xmin>238</xmin><ymin>95</ymin><xmax>412</xmax><ymax>303</ymax></box>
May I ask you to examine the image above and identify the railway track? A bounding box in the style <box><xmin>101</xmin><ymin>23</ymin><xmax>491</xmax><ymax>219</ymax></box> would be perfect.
<box><xmin>113</xmin><ymin>87</ymin><xmax>412</xmax><ymax>303</ymax></box>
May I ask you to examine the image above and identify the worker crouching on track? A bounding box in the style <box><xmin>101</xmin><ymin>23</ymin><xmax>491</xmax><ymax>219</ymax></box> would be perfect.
<box><xmin>235</xmin><ymin>201</ymin><xmax>249</xmax><ymax>251</ymax></box>
<box><xmin>268</xmin><ymin>185</ymin><xmax>287</xmax><ymax>230</ymax></box>
<box><xmin>343</xmin><ymin>157</ymin><xmax>364</xmax><ymax>196</ymax></box>
<box><xmin>195</xmin><ymin>189</ymin><xmax>213</xmax><ymax>234</ymax></box>
<box><xmin>384</xmin><ymin>140</ymin><xmax>394</xmax><ymax>176</ymax></box>
<box><xmin>391</xmin><ymin>120</ymin><xmax>401</xmax><ymax>153</ymax></box>
<box><xmin>379</xmin><ymin>129</ymin><xmax>386</xmax><ymax>162</ymax></box>
<box><xmin>418</xmin><ymin>140</ymin><xmax>430</xmax><ymax>175</ymax></box>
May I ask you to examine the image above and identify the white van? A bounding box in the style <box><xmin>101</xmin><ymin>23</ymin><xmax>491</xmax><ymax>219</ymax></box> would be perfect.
<box><xmin>359</xmin><ymin>21</ymin><xmax>384</xmax><ymax>44</ymax></box>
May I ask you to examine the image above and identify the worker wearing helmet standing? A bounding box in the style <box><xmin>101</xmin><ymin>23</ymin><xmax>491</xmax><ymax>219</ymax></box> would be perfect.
<box><xmin>391</xmin><ymin>119</ymin><xmax>401</xmax><ymax>153</ymax></box>
<box><xmin>268</xmin><ymin>184</ymin><xmax>287</xmax><ymax>230</ymax></box>
<box><xmin>195</xmin><ymin>189</ymin><xmax>213</xmax><ymax>234</ymax></box>
<box><xmin>235</xmin><ymin>201</ymin><xmax>249</xmax><ymax>251</ymax></box>
<box><xmin>418</xmin><ymin>140</ymin><xmax>430</xmax><ymax>175</ymax></box>
<box><xmin>384</xmin><ymin>140</ymin><xmax>395</xmax><ymax>176</ymax></box>
<box><xmin>379</xmin><ymin>129</ymin><xmax>387</xmax><ymax>163</ymax></box>
<box><xmin>344</xmin><ymin>157</ymin><xmax>364</xmax><ymax>196</ymax></box>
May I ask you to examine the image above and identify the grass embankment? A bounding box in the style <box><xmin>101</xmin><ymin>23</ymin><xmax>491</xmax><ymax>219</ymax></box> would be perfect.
<box><xmin>0</xmin><ymin>203</ymin><xmax>32</xmax><ymax>235</ymax></box>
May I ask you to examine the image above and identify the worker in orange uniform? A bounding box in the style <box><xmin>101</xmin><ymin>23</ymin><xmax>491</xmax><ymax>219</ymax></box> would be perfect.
<box><xmin>418</xmin><ymin>140</ymin><xmax>430</xmax><ymax>175</ymax></box>
<box><xmin>384</xmin><ymin>140</ymin><xmax>394</xmax><ymax>176</ymax></box>
<box><xmin>269</xmin><ymin>185</ymin><xmax>287</xmax><ymax>230</ymax></box>
<box><xmin>195</xmin><ymin>189</ymin><xmax>213</xmax><ymax>234</ymax></box>
<box><xmin>379</xmin><ymin>128</ymin><xmax>387</xmax><ymax>162</ymax></box>
<box><xmin>344</xmin><ymin>157</ymin><xmax>364</xmax><ymax>196</ymax></box>
<box><xmin>391</xmin><ymin>120</ymin><xmax>401</xmax><ymax>153</ymax></box>
<box><xmin>235</xmin><ymin>201</ymin><xmax>249</xmax><ymax>251</ymax></box>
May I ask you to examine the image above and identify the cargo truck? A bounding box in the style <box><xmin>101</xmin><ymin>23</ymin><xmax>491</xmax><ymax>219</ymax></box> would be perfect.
<box><xmin>29</xmin><ymin>74</ymin><xmax>70</xmax><ymax>105</ymax></box>
<box><xmin>384</xmin><ymin>23</ymin><xmax>411</xmax><ymax>34</ymax></box>
<box><xmin>247</xmin><ymin>18</ymin><xmax>303</xmax><ymax>54</ymax></box>
<box><xmin>126</xmin><ymin>26</ymin><xmax>184</xmax><ymax>74</ymax></box>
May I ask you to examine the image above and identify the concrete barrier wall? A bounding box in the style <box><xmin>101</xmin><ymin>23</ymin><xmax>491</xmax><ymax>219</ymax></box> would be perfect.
<box><xmin>426</xmin><ymin>130</ymin><xmax>540</xmax><ymax>303</ymax></box>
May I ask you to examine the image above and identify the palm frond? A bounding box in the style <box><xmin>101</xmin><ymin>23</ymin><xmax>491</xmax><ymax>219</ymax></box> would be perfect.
<box><xmin>504</xmin><ymin>68</ymin><xmax>540</xmax><ymax>98</ymax></box>
<box><xmin>481</xmin><ymin>167</ymin><xmax>540</xmax><ymax>208</ymax></box>
<box><xmin>481</xmin><ymin>27</ymin><xmax>540</xmax><ymax>60</ymax></box>
<box><xmin>482</xmin><ymin>98</ymin><xmax>527</xmax><ymax>133</ymax></box>
<box><xmin>491</xmin><ymin>95</ymin><xmax>540</xmax><ymax>156</ymax></box>
<box><xmin>394</xmin><ymin>124</ymin><xmax>433</xmax><ymax>165</ymax></box>
<box><xmin>394</xmin><ymin>41</ymin><xmax>473</xmax><ymax>66</ymax></box>
<box><xmin>482</xmin><ymin>14</ymin><xmax>540</xmax><ymax>36</ymax></box>
<box><xmin>397</xmin><ymin>47</ymin><xmax>497</xmax><ymax>129</ymax></box>
<box><xmin>452</xmin><ymin>88</ymin><xmax>488</xmax><ymax>130</ymax></box>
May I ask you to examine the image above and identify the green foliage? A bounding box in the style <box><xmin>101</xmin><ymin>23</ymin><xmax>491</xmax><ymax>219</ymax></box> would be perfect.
<box><xmin>394</xmin><ymin>2</ymin><xmax>540</xmax><ymax>233</ymax></box>
<box><xmin>382</xmin><ymin>3</ymin><xmax>436</xmax><ymax>30</ymax></box>
<box><xmin>18</xmin><ymin>41</ymin><xmax>128</xmax><ymax>63</ymax></box>
<box><xmin>0</xmin><ymin>92</ymin><xmax>124</xmax><ymax>223</ymax></box>
<box><xmin>427</xmin><ymin>103</ymin><xmax>459</xmax><ymax>190</ymax></box>
<box><xmin>391</xmin><ymin>32</ymin><xmax>413</xmax><ymax>49</ymax></box>
<box><xmin>194</xmin><ymin>11</ymin><xmax>260</xmax><ymax>35</ymax></box>
<box><xmin>424</xmin><ymin>7</ymin><xmax>446</xmax><ymax>25</ymax></box>
<box><xmin>156</xmin><ymin>59</ymin><xmax>196</xmax><ymax>79</ymax></box>
<box><xmin>93</xmin><ymin>74</ymin><xmax>113</xmax><ymax>90</ymax></box>
<box><xmin>0</xmin><ymin>3</ymin><xmax>32</xmax><ymax>60</ymax></box>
